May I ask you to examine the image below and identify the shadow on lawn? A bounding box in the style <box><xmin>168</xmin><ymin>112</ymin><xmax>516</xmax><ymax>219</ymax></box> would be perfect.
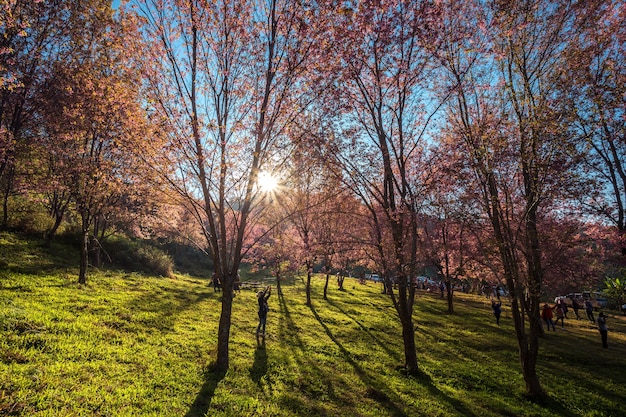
<box><xmin>184</xmin><ymin>366</ymin><xmax>226</xmax><ymax>417</ymax></box>
<box><xmin>277</xmin><ymin>291</ymin><xmax>350</xmax><ymax>414</ymax></box>
<box><xmin>120</xmin><ymin>287</ymin><xmax>213</xmax><ymax>332</ymax></box>
<box><xmin>311</xmin><ymin>302</ymin><xmax>483</xmax><ymax>417</ymax></box>
<box><xmin>250</xmin><ymin>336</ymin><xmax>268</xmax><ymax>388</ymax></box>
<box><xmin>326</xmin><ymin>297</ymin><xmax>400</xmax><ymax>360</ymax></box>
<box><xmin>310</xmin><ymin>304</ymin><xmax>411</xmax><ymax>417</ymax></box>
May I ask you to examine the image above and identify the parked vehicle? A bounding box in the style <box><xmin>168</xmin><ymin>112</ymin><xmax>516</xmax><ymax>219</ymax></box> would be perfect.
<box><xmin>554</xmin><ymin>295</ymin><xmax>572</xmax><ymax>307</ymax></box>
<box><xmin>582</xmin><ymin>291</ymin><xmax>608</xmax><ymax>310</ymax></box>
<box><xmin>415</xmin><ymin>276</ymin><xmax>436</xmax><ymax>286</ymax></box>
<box><xmin>370</xmin><ymin>274</ymin><xmax>382</xmax><ymax>282</ymax></box>
<box><xmin>555</xmin><ymin>292</ymin><xmax>607</xmax><ymax>310</ymax></box>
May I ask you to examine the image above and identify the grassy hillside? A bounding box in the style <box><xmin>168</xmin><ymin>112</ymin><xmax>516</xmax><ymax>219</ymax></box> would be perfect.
<box><xmin>1</xmin><ymin>232</ymin><xmax>625</xmax><ymax>416</ymax></box>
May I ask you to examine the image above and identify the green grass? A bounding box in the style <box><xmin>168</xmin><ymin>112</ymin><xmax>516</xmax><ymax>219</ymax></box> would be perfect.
<box><xmin>1</xmin><ymin>232</ymin><xmax>626</xmax><ymax>416</ymax></box>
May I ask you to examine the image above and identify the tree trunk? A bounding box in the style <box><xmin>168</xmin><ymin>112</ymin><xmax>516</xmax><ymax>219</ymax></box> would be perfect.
<box><xmin>446</xmin><ymin>277</ymin><xmax>453</xmax><ymax>313</ymax></box>
<box><xmin>518</xmin><ymin>329</ymin><xmax>543</xmax><ymax>399</ymax></box>
<box><xmin>43</xmin><ymin>213</ymin><xmax>64</xmax><ymax>248</ymax></box>
<box><xmin>43</xmin><ymin>195</ymin><xmax>70</xmax><ymax>248</ymax></box>
<box><xmin>92</xmin><ymin>243</ymin><xmax>101</xmax><ymax>269</ymax></box>
<box><xmin>1</xmin><ymin>165</ymin><xmax>14</xmax><ymax>229</ymax></box>
<box><xmin>397</xmin><ymin>276</ymin><xmax>418</xmax><ymax>374</ymax></box>
<box><xmin>306</xmin><ymin>266</ymin><xmax>312</xmax><ymax>306</ymax></box>
<box><xmin>215</xmin><ymin>284</ymin><xmax>234</xmax><ymax>372</ymax></box>
<box><xmin>401</xmin><ymin>317</ymin><xmax>418</xmax><ymax>374</ymax></box>
<box><xmin>275</xmin><ymin>268</ymin><xmax>282</xmax><ymax>296</ymax></box>
<box><xmin>323</xmin><ymin>272</ymin><xmax>329</xmax><ymax>300</ymax></box>
<box><xmin>521</xmin><ymin>193</ymin><xmax>546</xmax><ymax>400</ymax></box>
<box><xmin>91</xmin><ymin>218</ymin><xmax>103</xmax><ymax>268</ymax></box>
<box><xmin>78</xmin><ymin>228</ymin><xmax>89</xmax><ymax>285</ymax></box>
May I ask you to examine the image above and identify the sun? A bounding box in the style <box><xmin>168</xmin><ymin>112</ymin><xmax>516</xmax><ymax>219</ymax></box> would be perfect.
<box><xmin>257</xmin><ymin>171</ymin><xmax>279</xmax><ymax>193</ymax></box>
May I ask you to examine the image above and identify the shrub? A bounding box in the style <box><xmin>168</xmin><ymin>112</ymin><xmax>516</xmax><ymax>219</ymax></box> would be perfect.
<box><xmin>104</xmin><ymin>237</ymin><xmax>174</xmax><ymax>278</ymax></box>
<box><xmin>160</xmin><ymin>241</ymin><xmax>214</xmax><ymax>277</ymax></box>
<box><xmin>6</xmin><ymin>195</ymin><xmax>53</xmax><ymax>234</ymax></box>
<box><xmin>136</xmin><ymin>245</ymin><xmax>174</xmax><ymax>278</ymax></box>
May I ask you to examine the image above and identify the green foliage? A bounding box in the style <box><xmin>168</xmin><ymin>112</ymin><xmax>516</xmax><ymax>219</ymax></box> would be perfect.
<box><xmin>1</xmin><ymin>233</ymin><xmax>626</xmax><ymax>416</ymax></box>
<box><xmin>103</xmin><ymin>236</ymin><xmax>174</xmax><ymax>277</ymax></box>
<box><xmin>604</xmin><ymin>273</ymin><xmax>626</xmax><ymax>308</ymax></box>
<box><xmin>3</xmin><ymin>195</ymin><xmax>53</xmax><ymax>234</ymax></box>
<box><xmin>160</xmin><ymin>241</ymin><xmax>214</xmax><ymax>277</ymax></box>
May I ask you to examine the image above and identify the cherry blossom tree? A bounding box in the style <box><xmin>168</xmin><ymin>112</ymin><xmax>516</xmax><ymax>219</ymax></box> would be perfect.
<box><xmin>39</xmin><ymin>14</ymin><xmax>149</xmax><ymax>284</ymax></box>
<box><xmin>438</xmin><ymin>0</ymin><xmax>587</xmax><ymax>400</ymax></box>
<box><xmin>0</xmin><ymin>0</ymin><xmax>75</xmax><ymax>228</ymax></box>
<box><xmin>318</xmin><ymin>0</ymin><xmax>445</xmax><ymax>375</ymax></box>
<box><xmin>131</xmin><ymin>0</ymin><xmax>321</xmax><ymax>371</ymax></box>
<box><xmin>560</xmin><ymin>1</ymin><xmax>626</xmax><ymax>258</ymax></box>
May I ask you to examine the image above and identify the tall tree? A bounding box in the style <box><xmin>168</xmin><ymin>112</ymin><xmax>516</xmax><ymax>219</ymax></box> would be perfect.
<box><xmin>562</xmin><ymin>0</ymin><xmax>626</xmax><ymax>258</ymax></box>
<box><xmin>39</xmin><ymin>3</ymin><xmax>148</xmax><ymax>283</ymax></box>
<box><xmin>132</xmin><ymin>0</ymin><xmax>319</xmax><ymax>371</ymax></box>
<box><xmin>438</xmin><ymin>0</ymin><xmax>583</xmax><ymax>399</ymax></box>
<box><xmin>418</xmin><ymin>157</ymin><xmax>469</xmax><ymax>313</ymax></box>
<box><xmin>0</xmin><ymin>0</ymin><xmax>72</xmax><ymax>228</ymax></box>
<box><xmin>319</xmin><ymin>0</ymin><xmax>444</xmax><ymax>375</ymax></box>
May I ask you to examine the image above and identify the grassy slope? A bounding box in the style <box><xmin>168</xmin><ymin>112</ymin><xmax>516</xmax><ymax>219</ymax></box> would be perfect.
<box><xmin>1</xmin><ymin>232</ymin><xmax>625</xmax><ymax>417</ymax></box>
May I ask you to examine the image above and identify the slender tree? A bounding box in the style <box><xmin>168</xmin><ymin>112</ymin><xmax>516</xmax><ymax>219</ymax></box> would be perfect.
<box><xmin>561</xmin><ymin>1</ymin><xmax>626</xmax><ymax>257</ymax></box>
<box><xmin>438</xmin><ymin>0</ymin><xmax>584</xmax><ymax>399</ymax></box>
<box><xmin>319</xmin><ymin>0</ymin><xmax>444</xmax><ymax>375</ymax></box>
<box><xmin>132</xmin><ymin>0</ymin><xmax>320</xmax><ymax>371</ymax></box>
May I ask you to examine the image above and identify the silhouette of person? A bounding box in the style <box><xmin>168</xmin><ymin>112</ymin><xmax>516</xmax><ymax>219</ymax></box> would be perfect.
<box><xmin>597</xmin><ymin>312</ymin><xmax>608</xmax><ymax>348</ymax></box>
<box><xmin>542</xmin><ymin>303</ymin><xmax>556</xmax><ymax>331</ymax></box>
<box><xmin>492</xmin><ymin>300</ymin><xmax>502</xmax><ymax>326</ymax></box>
<box><xmin>585</xmin><ymin>299</ymin><xmax>595</xmax><ymax>323</ymax></box>
<box><xmin>571</xmin><ymin>298</ymin><xmax>581</xmax><ymax>320</ymax></box>
<box><xmin>554</xmin><ymin>303</ymin><xmax>565</xmax><ymax>328</ymax></box>
<box><xmin>256</xmin><ymin>285</ymin><xmax>272</xmax><ymax>337</ymax></box>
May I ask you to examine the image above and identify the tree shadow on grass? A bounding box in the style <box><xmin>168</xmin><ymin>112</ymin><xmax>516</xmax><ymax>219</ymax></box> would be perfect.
<box><xmin>275</xmin><ymin>291</ymin><xmax>345</xmax><ymax>413</ymax></box>
<box><xmin>309</xmin><ymin>305</ymin><xmax>410</xmax><ymax>417</ymax></box>
<box><xmin>418</xmin><ymin>374</ymin><xmax>482</xmax><ymax>417</ymax></box>
<box><xmin>326</xmin><ymin>297</ymin><xmax>400</xmax><ymax>360</ymax></box>
<box><xmin>183</xmin><ymin>365</ymin><xmax>226</xmax><ymax>417</ymax></box>
<box><xmin>118</xmin><ymin>287</ymin><xmax>213</xmax><ymax>333</ymax></box>
<box><xmin>250</xmin><ymin>336</ymin><xmax>268</xmax><ymax>388</ymax></box>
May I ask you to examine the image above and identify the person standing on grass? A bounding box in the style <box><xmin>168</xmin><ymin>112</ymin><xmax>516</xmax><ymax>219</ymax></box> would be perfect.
<box><xmin>558</xmin><ymin>298</ymin><xmax>569</xmax><ymax>319</ymax></box>
<box><xmin>212</xmin><ymin>272</ymin><xmax>221</xmax><ymax>292</ymax></box>
<box><xmin>491</xmin><ymin>299</ymin><xmax>502</xmax><ymax>326</ymax></box>
<box><xmin>234</xmin><ymin>273</ymin><xmax>241</xmax><ymax>294</ymax></box>
<box><xmin>554</xmin><ymin>303</ymin><xmax>565</xmax><ymax>329</ymax></box>
<box><xmin>542</xmin><ymin>303</ymin><xmax>556</xmax><ymax>331</ymax></box>
<box><xmin>585</xmin><ymin>299</ymin><xmax>595</xmax><ymax>323</ymax></box>
<box><xmin>256</xmin><ymin>285</ymin><xmax>271</xmax><ymax>337</ymax></box>
<box><xmin>597</xmin><ymin>312</ymin><xmax>608</xmax><ymax>348</ymax></box>
<box><xmin>572</xmin><ymin>298</ymin><xmax>581</xmax><ymax>320</ymax></box>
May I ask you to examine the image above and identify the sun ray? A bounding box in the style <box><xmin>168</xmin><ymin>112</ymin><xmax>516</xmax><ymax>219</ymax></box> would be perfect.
<box><xmin>258</xmin><ymin>171</ymin><xmax>279</xmax><ymax>193</ymax></box>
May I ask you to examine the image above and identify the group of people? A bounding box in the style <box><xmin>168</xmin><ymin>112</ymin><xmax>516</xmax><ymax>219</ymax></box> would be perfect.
<box><xmin>222</xmin><ymin>272</ymin><xmax>611</xmax><ymax>349</ymax></box>
<box><xmin>540</xmin><ymin>298</ymin><xmax>609</xmax><ymax>348</ymax></box>
<box><xmin>569</xmin><ymin>297</ymin><xmax>597</xmax><ymax>322</ymax></box>
<box><xmin>541</xmin><ymin>299</ymin><xmax>567</xmax><ymax>331</ymax></box>
<box><xmin>492</xmin><ymin>297</ymin><xmax>609</xmax><ymax>348</ymax></box>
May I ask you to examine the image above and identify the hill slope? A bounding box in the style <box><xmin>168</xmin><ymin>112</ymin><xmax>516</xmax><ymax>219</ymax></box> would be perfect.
<box><xmin>1</xmin><ymin>232</ymin><xmax>625</xmax><ymax>416</ymax></box>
